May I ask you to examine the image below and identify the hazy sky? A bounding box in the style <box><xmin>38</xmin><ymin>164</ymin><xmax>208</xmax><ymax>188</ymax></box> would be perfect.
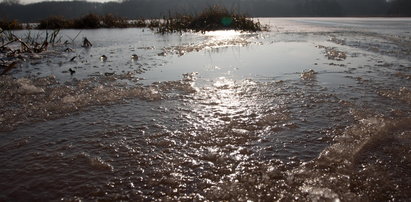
<box><xmin>18</xmin><ymin>0</ymin><xmax>121</xmax><ymax>5</ymax></box>
<box><xmin>14</xmin><ymin>0</ymin><xmax>394</xmax><ymax>6</ymax></box>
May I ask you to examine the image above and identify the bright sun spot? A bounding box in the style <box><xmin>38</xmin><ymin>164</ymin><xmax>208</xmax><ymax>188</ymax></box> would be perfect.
<box><xmin>205</xmin><ymin>30</ymin><xmax>242</xmax><ymax>40</ymax></box>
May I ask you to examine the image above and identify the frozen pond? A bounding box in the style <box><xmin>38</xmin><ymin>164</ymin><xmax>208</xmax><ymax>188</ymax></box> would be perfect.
<box><xmin>1</xmin><ymin>18</ymin><xmax>411</xmax><ymax>201</ymax></box>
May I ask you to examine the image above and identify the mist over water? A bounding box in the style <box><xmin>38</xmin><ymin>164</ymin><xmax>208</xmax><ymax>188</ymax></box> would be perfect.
<box><xmin>1</xmin><ymin>18</ymin><xmax>411</xmax><ymax>201</ymax></box>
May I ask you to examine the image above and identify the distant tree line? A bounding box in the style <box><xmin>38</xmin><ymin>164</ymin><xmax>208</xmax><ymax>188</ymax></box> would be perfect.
<box><xmin>0</xmin><ymin>0</ymin><xmax>410</xmax><ymax>23</ymax></box>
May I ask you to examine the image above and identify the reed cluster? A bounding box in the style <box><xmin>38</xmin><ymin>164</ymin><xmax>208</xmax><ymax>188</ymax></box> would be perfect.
<box><xmin>37</xmin><ymin>14</ymin><xmax>135</xmax><ymax>29</ymax></box>
<box><xmin>0</xmin><ymin>19</ymin><xmax>23</xmax><ymax>30</ymax></box>
<box><xmin>157</xmin><ymin>6</ymin><xmax>267</xmax><ymax>33</ymax></box>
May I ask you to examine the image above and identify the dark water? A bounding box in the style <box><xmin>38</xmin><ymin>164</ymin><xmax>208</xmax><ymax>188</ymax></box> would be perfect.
<box><xmin>1</xmin><ymin>18</ymin><xmax>411</xmax><ymax>201</ymax></box>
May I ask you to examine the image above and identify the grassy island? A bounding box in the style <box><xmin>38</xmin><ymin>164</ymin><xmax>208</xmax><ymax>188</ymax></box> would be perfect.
<box><xmin>157</xmin><ymin>6</ymin><xmax>267</xmax><ymax>33</ymax></box>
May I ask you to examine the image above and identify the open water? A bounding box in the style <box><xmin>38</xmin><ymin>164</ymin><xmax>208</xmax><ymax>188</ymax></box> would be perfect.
<box><xmin>1</xmin><ymin>18</ymin><xmax>411</xmax><ymax>201</ymax></box>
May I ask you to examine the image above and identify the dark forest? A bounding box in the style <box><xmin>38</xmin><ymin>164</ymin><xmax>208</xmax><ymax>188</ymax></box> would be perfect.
<box><xmin>0</xmin><ymin>0</ymin><xmax>410</xmax><ymax>22</ymax></box>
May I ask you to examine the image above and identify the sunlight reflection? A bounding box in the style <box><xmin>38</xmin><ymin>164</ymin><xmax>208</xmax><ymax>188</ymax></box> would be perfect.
<box><xmin>186</xmin><ymin>77</ymin><xmax>259</xmax><ymax>130</ymax></box>
<box><xmin>204</xmin><ymin>30</ymin><xmax>242</xmax><ymax>41</ymax></box>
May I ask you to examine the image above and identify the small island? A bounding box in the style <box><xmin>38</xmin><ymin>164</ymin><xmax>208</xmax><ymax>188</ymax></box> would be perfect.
<box><xmin>156</xmin><ymin>6</ymin><xmax>267</xmax><ymax>33</ymax></box>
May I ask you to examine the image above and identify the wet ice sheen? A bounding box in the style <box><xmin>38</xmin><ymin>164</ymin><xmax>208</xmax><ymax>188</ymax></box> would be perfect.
<box><xmin>1</xmin><ymin>18</ymin><xmax>411</xmax><ymax>201</ymax></box>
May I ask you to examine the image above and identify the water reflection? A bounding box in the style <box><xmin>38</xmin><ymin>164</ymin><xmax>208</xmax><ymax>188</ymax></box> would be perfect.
<box><xmin>204</xmin><ymin>30</ymin><xmax>242</xmax><ymax>41</ymax></box>
<box><xmin>187</xmin><ymin>77</ymin><xmax>255</xmax><ymax>129</ymax></box>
